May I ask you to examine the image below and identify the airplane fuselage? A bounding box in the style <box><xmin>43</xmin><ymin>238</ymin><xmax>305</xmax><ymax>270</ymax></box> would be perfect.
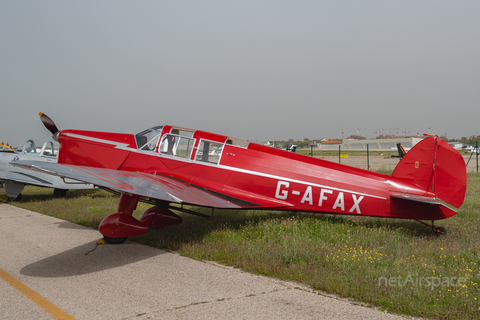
<box><xmin>56</xmin><ymin>127</ymin><xmax>453</xmax><ymax>221</ymax></box>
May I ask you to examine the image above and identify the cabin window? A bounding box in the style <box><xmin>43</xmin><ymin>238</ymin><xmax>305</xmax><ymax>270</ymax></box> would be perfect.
<box><xmin>40</xmin><ymin>141</ymin><xmax>56</xmax><ymax>157</ymax></box>
<box><xmin>170</xmin><ymin>127</ymin><xmax>195</xmax><ymax>138</ymax></box>
<box><xmin>226</xmin><ymin>137</ymin><xmax>249</xmax><ymax>148</ymax></box>
<box><xmin>159</xmin><ymin>134</ymin><xmax>194</xmax><ymax>159</ymax></box>
<box><xmin>195</xmin><ymin>140</ymin><xmax>224</xmax><ymax>164</ymax></box>
<box><xmin>135</xmin><ymin>126</ymin><xmax>163</xmax><ymax>151</ymax></box>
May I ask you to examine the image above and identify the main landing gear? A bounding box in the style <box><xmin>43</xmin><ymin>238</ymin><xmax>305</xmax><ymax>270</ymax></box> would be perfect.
<box><xmin>53</xmin><ymin>188</ymin><xmax>68</xmax><ymax>198</ymax></box>
<box><xmin>98</xmin><ymin>193</ymin><xmax>185</xmax><ymax>244</ymax></box>
<box><xmin>103</xmin><ymin>237</ymin><xmax>128</xmax><ymax>244</ymax></box>
<box><xmin>415</xmin><ymin>219</ymin><xmax>447</xmax><ymax>236</ymax></box>
<box><xmin>8</xmin><ymin>193</ymin><xmax>22</xmax><ymax>202</ymax></box>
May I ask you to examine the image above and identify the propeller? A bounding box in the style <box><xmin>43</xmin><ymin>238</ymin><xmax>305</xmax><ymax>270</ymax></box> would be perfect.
<box><xmin>39</xmin><ymin>112</ymin><xmax>60</xmax><ymax>141</ymax></box>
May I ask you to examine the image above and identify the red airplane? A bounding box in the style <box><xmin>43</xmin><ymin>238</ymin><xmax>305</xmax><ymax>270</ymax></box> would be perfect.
<box><xmin>13</xmin><ymin>113</ymin><xmax>467</xmax><ymax>244</ymax></box>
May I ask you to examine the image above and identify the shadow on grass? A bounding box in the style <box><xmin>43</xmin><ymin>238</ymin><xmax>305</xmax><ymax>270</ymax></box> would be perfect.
<box><xmin>7</xmin><ymin>186</ymin><xmax>444</xmax><ymax>250</ymax></box>
<box><xmin>17</xmin><ymin>188</ymin><xmax>111</xmax><ymax>203</ymax></box>
<box><xmin>352</xmin><ymin>216</ymin><xmax>443</xmax><ymax>237</ymax></box>
<box><xmin>132</xmin><ymin>206</ymin><xmax>440</xmax><ymax>251</ymax></box>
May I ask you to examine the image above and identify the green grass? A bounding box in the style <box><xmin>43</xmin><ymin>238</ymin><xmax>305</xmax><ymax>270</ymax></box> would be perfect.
<box><xmin>2</xmin><ymin>174</ymin><xmax>479</xmax><ymax>319</ymax></box>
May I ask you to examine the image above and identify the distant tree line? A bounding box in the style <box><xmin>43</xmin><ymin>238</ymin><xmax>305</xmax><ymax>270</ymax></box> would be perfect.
<box><xmin>272</xmin><ymin>138</ymin><xmax>320</xmax><ymax>149</ymax></box>
<box><xmin>273</xmin><ymin>135</ymin><xmax>480</xmax><ymax>149</ymax></box>
<box><xmin>455</xmin><ymin>136</ymin><xmax>480</xmax><ymax>146</ymax></box>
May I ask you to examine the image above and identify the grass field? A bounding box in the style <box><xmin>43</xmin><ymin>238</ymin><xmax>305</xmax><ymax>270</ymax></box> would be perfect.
<box><xmin>2</xmin><ymin>173</ymin><xmax>479</xmax><ymax>319</ymax></box>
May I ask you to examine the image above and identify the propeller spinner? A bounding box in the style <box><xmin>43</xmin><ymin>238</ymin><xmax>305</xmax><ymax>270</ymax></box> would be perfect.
<box><xmin>39</xmin><ymin>112</ymin><xmax>60</xmax><ymax>141</ymax></box>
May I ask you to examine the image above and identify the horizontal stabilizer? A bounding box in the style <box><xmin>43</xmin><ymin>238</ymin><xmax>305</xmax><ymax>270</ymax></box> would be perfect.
<box><xmin>390</xmin><ymin>193</ymin><xmax>456</xmax><ymax>212</ymax></box>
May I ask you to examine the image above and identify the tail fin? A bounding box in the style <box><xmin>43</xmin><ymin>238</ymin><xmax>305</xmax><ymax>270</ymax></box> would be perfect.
<box><xmin>392</xmin><ymin>136</ymin><xmax>467</xmax><ymax>208</ymax></box>
<box><xmin>396</xmin><ymin>143</ymin><xmax>407</xmax><ymax>159</ymax></box>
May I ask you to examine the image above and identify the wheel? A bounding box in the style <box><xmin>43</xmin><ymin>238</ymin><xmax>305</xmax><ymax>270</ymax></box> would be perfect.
<box><xmin>103</xmin><ymin>236</ymin><xmax>128</xmax><ymax>244</ymax></box>
<box><xmin>53</xmin><ymin>189</ymin><xmax>68</xmax><ymax>198</ymax></box>
<box><xmin>434</xmin><ymin>227</ymin><xmax>447</xmax><ymax>236</ymax></box>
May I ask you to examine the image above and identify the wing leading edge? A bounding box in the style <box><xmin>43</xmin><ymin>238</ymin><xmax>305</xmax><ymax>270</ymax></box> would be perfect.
<box><xmin>11</xmin><ymin>160</ymin><xmax>286</xmax><ymax>209</ymax></box>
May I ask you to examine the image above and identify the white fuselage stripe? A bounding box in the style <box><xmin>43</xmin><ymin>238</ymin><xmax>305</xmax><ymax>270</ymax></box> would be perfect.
<box><xmin>217</xmin><ymin>164</ymin><xmax>386</xmax><ymax>200</ymax></box>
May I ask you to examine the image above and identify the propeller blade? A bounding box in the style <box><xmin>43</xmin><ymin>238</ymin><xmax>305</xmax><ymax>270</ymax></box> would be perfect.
<box><xmin>39</xmin><ymin>112</ymin><xmax>60</xmax><ymax>138</ymax></box>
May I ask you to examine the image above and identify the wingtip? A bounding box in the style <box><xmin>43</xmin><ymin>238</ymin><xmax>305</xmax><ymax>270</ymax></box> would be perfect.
<box><xmin>39</xmin><ymin>112</ymin><xmax>43</xmax><ymax>117</ymax></box>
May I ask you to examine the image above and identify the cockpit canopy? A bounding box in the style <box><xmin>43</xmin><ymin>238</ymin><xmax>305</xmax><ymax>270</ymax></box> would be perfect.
<box><xmin>134</xmin><ymin>126</ymin><xmax>249</xmax><ymax>164</ymax></box>
<box><xmin>15</xmin><ymin>140</ymin><xmax>57</xmax><ymax>157</ymax></box>
<box><xmin>135</xmin><ymin>126</ymin><xmax>164</xmax><ymax>151</ymax></box>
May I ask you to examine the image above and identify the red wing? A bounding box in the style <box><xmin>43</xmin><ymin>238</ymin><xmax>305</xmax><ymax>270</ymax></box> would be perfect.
<box><xmin>11</xmin><ymin>160</ymin><xmax>247</xmax><ymax>209</ymax></box>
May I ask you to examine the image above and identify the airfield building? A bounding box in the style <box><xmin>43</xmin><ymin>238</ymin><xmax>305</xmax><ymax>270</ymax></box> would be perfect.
<box><xmin>341</xmin><ymin>137</ymin><xmax>423</xmax><ymax>150</ymax></box>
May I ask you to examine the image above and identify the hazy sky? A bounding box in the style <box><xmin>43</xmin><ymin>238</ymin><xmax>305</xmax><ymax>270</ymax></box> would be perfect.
<box><xmin>1</xmin><ymin>1</ymin><xmax>479</xmax><ymax>145</ymax></box>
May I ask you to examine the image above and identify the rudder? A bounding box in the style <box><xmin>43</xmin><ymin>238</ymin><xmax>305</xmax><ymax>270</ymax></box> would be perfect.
<box><xmin>392</xmin><ymin>136</ymin><xmax>466</xmax><ymax>208</ymax></box>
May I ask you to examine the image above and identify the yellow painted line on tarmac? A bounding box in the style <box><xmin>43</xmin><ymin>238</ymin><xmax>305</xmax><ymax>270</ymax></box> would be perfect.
<box><xmin>0</xmin><ymin>267</ymin><xmax>75</xmax><ymax>320</ymax></box>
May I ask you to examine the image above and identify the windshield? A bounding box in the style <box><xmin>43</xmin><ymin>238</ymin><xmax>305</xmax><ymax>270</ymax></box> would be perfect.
<box><xmin>40</xmin><ymin>141</ymin><xmax>57</xmax><ymax>157</ymax></box>
<box><xmin>135</xmin><ymin>126</ymin><xmax>163</xmax><ymax>151</ymax></box>
<box><xmin>15</xmin><ymin>140</ymin><xmax>38</xmax><ymax>154</ymax></box>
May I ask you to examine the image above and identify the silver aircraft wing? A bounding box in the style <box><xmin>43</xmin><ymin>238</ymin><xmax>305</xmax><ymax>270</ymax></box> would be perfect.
<box><xmin>12</xmin><ymin>160</ymin><xmax>248</xmax><ymax>209</ymax></box>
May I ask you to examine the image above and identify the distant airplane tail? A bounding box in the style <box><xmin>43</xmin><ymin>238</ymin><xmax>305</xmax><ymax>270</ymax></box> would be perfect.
<box><xmin>392</xmin><ymin>136</ymin><xmax>467</xmax><ymax>209</ymax></box>
<box><xmin>288</xmin><ymin>145</ymin><xmax>297</xmax><ymax>152</ymax></box>
<box><xmin>396</xmin><ymin>143</ymin><xmax>407</xmax><ymax>159</ymax></box>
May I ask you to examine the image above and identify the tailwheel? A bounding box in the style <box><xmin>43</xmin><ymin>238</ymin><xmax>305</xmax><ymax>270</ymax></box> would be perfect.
<box><xmin>414</xmin><ymin>219</ymin><xmax>447</xmax><ymax>236</ymax></box>
<box><xmin>103</xmin><ymin>236</ymin><xmax>128</xmax><ymax>244</ymax></box>
<box><xmin>434</xmin><ymin>226</ymin><xmax>447</xmax><ymax>237</ymax></box>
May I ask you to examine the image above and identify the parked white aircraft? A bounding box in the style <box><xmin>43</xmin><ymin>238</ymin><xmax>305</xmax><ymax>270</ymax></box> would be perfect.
<box><xmin>462</xmin><ymin>145</ymin><xmax>480</xmax><ymax>154</ymax></box>
<box><xmin>0</xmin><ymin>140</ymin><xmax>95</xmax><ymax>201</ymax></box>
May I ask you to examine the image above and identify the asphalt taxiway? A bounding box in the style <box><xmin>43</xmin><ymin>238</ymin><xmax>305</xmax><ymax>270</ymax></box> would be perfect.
<box><xmin>0</xmin><ymin>204</ymin><xmax>410</xmax><ymax>320</ymax></box>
